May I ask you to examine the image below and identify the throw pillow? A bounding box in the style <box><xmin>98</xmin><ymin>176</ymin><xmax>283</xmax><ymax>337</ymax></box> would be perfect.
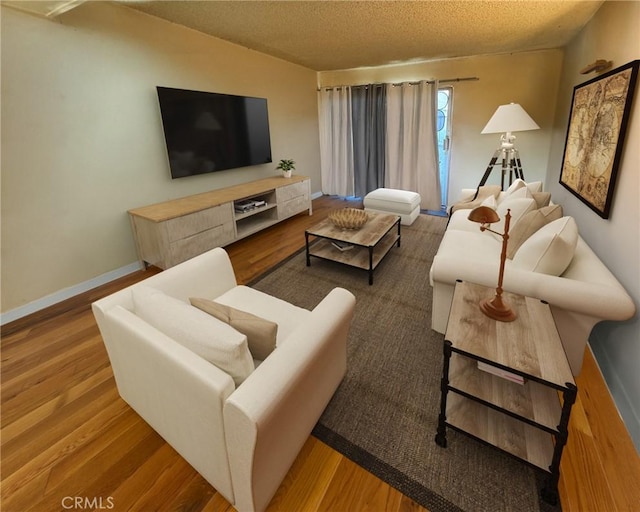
<box><xmin>508</xmin><ymin>186</ymin><xmax>533</xmax><ymax>200</ymax></box>
<box><xmin>512</xmin><ymin>216</ymin><xmax>579</xmax><ymax>275</ymax></box>
<box><xmin>481</xmin><ymin>194</ymin><xmax>498</xmax><ymax>209</ymax></box>
<box><xmin>132</xmin><ymin>286</ymin><xmax>254</xmax><ymax>385</ymax></box>
<box><xmin>190</xmin><ymin>297</ymin><xmax>277</xmax><ymax>361</ymax></box>
<box><xmin>487</xmin><ymin>197</ymin><xmax>538</xmax><ymax>242</ymax></box>
<box><xmin>504</xmin><ymin>179</ymin><xmax>526</xmax><ymax>195</ymax></box>
<box><xmin>532</xmin><ymin>192</ymin><xmax>551</xmax><ymax>208</ymax></box>
<box><xmin>506</xmin><ymin>204</ymin><xmax>563</xmax><ymax>259</ymax></box>
<box><xmin>525</xmin><ymin>181</ymin><xmax>543</xmax><ymax>193</ymax></box>
<box><xmin>450</xmin><ymin>185</ymin><xmax>501</xmax><ymax>213</ymax></box>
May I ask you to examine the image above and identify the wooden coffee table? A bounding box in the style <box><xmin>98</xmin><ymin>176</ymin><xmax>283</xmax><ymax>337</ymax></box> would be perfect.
<box><xmin>304</xmin><ymin>211</ymin><xmax>400</xmax><ymax>285</ymax></box>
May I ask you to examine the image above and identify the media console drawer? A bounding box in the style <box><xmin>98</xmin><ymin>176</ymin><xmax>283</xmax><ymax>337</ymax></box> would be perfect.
<box><xmin>277</xmin><ymin>181</ymin><xmax>309</xmax><ymax>202</ymax></box>
<box><xmin>279</xmin><ymin>195</ymin><xmax>310</xmax><ymax>219</ymax></box>
<box><xmin>166</xmin><ymin>203</ymin><xmax>233</xmax><ymax>242</ymax></box>
<box><xmin>169</xmin><ymin>223</ymin><xmax>235</xmax><ymax>267</ymax></box>
<box><xmin>277</xmin><ymin>180</ymin><xmax>310</xmax><ymax>219</ymax></box>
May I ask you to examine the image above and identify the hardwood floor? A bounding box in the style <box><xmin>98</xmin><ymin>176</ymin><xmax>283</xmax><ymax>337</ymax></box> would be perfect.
<box><xmin>2</xmin><ymin>194</ymin><xmax>639</xmax><ymax>512</ymax></box>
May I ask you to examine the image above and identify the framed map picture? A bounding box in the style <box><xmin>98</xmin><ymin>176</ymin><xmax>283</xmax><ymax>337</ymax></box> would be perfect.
<box><xmin>559</xmin><ymin>59</ymin><xmax>639</xmax><ymax>218</ymax></box>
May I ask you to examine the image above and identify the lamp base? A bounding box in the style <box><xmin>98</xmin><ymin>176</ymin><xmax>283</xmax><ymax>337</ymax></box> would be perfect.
<box><xmin>479</xmin><ymin>294</ymin><xmax>517</xmax><ymax>322</ymax></box>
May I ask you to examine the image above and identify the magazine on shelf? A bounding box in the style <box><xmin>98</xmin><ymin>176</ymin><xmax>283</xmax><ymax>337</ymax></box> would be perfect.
<box><xmin>477</xmin><ymin>361</ymin><xmax>525</xmax><ymax>385</ymax></box>
<box><xmin>331</xmin><ymin>240</ymin><xmax>354</xmax><ymax>252</ymax></box>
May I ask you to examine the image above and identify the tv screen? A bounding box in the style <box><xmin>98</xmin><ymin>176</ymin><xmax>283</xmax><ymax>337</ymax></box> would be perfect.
<box><xmin>156</xmin><ymin>86</ymin><xmax>273</xmax><ymax>179</ymax></box>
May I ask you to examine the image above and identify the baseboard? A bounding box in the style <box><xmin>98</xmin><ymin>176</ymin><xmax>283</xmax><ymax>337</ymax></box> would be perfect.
<box><xmin>3</xmin><ymin>193</ymin><xmax>322</xmax><ymax>327</ymax></box>
<box><xmin>0</xmin><ymin>261</ymin><xmax>143</xmax><ymax>326</ymax></box>
<box><xmin>589</xmin><ymin>335</ymin><xmax>640</xmax><ymax>453</ymax></box>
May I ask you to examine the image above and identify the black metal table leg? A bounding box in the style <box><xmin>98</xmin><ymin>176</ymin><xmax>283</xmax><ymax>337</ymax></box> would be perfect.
<box><xmin>541</xmin><ymin>382</ymin><xmax>577</xmax><ymax>505</ymax></box>
<box><xmin>435</xmin><ymin>340</ymin><xmax>452</xmax><ymax>448</ymax></box>
<box><xmin>368</xmin><ymin>247</ymin><xmax>374</xmax><ymax>285</ymax></box>
<box><xmin>305</xmin><ymin>231</ymin><xmax>311</xmax><ymax>266</ymax></box>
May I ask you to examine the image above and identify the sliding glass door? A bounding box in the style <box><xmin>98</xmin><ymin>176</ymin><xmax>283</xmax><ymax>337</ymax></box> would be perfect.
<box><xmin>437</xmin><ymin>87</ymin><xmax>452</xmax><ymax>209</ymax></box>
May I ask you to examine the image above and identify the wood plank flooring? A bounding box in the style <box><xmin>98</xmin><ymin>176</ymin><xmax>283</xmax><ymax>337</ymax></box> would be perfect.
<box><xmin>2</xmin><ymin>195</ymin><xmax>639</xmax><ymax>511</ymax></box>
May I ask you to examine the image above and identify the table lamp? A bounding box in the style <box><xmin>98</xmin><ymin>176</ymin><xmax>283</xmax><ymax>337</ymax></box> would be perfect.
<box><xmin>467</xmin><ymin>206</ymin><xmax>517</xmax><ymax>322</ymax></box>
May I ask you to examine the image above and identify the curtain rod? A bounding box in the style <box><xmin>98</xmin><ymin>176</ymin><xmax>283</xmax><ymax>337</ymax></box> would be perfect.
<box><xmin>318</xmin><ymin>77</ymin><xmax>479</xmax><ymax>91</ymax></box>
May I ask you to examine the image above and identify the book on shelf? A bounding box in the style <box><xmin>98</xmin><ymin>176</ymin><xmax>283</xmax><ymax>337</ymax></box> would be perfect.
<box><xmin>331</xmin><ymin>240</ymin><xmax>354</xmax><ymax>252</ymax></box>
<box><xmin>477</xmin><ymin>361</ymin><xmax>525</xmax><ymax>385</ymax></box>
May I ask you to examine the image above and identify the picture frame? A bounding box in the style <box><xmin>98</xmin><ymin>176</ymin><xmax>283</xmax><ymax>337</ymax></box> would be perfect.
<box><xmin>559</xmin><ymin>59</ymin><xmax>639</xmax><ymax>219</ymax></box>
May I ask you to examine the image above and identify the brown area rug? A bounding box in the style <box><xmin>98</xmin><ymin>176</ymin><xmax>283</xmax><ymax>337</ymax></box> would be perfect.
<box><xmin>251</xmin><ymin>214</ymin><xmax>560</xmax><ymax>512</ymax></box>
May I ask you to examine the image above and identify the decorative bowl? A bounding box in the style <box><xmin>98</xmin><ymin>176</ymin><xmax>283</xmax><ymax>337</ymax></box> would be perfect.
<box><xmin>328</xmin><ymin>208</ymin><xmax>369</xmax><ymax>230</ymax></box>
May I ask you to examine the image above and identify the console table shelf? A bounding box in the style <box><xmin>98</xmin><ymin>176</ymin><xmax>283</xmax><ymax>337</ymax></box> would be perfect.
<box><xmin>435</xmin><ymin>281</ymin><xmax>576</xmax><ymax>505</ymax></box>
<box><xmin>128</xmin><ymin>175</ymin><xmax>311</xmax><ymax>269</ymax></box>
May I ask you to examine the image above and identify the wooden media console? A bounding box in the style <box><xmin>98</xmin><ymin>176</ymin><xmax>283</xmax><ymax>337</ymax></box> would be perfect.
<box><xmin>128</xmin><ymin>175</ymin><xmax>311</xmax><ymax>269</ymax></box>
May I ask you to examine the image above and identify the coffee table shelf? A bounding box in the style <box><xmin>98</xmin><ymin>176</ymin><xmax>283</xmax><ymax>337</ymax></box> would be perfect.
<box><xmin>308</xmin><ymin>229</ymin><xmax>398</xmax><ymax>268</ymax></box>
<box><xmin>305</xmin><ymin>211</ymin><xmax>400</xmax><ymax>285</ymax></box>
<box><xmin>435</xmin><ymin>281</ymin><xmax>577</xmax><ymax>505</ymax></box>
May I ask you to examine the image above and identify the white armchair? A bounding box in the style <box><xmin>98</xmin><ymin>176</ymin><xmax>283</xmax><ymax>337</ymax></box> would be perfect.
<box><xmin>92</xmin><ymin>248</ymin><xmax>356</xmax><ymax>512</ymax></box>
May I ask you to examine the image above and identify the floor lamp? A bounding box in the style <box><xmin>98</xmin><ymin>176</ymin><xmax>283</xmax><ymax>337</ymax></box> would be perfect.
<box><xmin>478</xmin><ymin>103</ymin><xmax>540</xmax><ymax>190</ymax></box>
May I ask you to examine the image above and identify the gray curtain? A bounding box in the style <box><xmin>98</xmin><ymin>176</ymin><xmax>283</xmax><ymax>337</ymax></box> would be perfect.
<box><xmin>351</xmin><ymin>84</ymin><xmax>386</xmax><ymax>197</ymax></box>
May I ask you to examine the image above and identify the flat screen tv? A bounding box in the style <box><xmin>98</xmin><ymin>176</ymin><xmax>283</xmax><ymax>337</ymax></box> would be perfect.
<box><xmin>156</xmin><ymin>86</ymin><xmax>273</xmax><ymax>179</ymax></box>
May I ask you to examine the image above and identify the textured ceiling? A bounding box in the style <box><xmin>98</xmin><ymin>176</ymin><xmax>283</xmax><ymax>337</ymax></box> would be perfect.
<box><xmin>3</xmin><ymin>0</ymin><xmax>604</xmax><ymax>71</ymax></box>
<box><xmin>122</xmin><ymin>0</ymin><xmax>604</xmax><ymax>71</ymax></box>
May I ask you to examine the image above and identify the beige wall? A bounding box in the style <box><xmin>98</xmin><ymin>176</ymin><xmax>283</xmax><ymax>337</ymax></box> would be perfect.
<box><xmin>1</xmin><ymin>2</ymin><xmax>321</xmax><ymax>315</ymax></box>
<box><xmin>319</xmin><ymin>50</ymin><xmax>564</xmax><ymax>204</ymax></box>
<box><xmin>545</xmin><ymin>1</ymin><xmax>640</xmax><ymax>448</ymax></box>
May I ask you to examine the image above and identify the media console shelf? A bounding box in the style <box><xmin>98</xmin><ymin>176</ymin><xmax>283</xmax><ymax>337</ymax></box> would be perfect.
<box><xmin>128</xmin><ymin>175</ymin><xmax>311</xmax><ymax>269</ymax></box>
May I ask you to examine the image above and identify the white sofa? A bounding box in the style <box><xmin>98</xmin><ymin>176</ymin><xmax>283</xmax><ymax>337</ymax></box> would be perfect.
<box><xmin>430</xmin><ymin>182</ymin><xmax>635</xmax><ymax>375</ymax></box>
<box><xmin>92</xmin><ymin>248</ymin><xmax>356</xmax><ymax>512</ymax></box>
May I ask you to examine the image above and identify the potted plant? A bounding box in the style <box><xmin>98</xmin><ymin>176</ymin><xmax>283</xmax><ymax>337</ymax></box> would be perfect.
<box><xmin>276</xmin><ymin>159</ymin><xmax>295</xmax><ymax>178</ymax></box>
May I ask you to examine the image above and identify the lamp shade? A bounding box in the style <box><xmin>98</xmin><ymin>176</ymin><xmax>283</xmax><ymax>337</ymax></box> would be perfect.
<box><xmin>481</xmin><ymin>103</ymin><xmax>540</xmax><ymax>134</ymax></box>
<box><xmin>468</xmin><ymin>206</ymin><xmax>500</xmax><ymax>224</ymax></box>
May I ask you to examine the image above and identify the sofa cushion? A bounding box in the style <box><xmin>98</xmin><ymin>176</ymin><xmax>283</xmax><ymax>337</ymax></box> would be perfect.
<box><xmin>435</xmin><ymin>228</ymin><xmax>502</xmax><ymax>265</ymax></box>
<box><xmin>507</xmin><ymin>204</ymin><xmax>563</xmax><ymax>259</ymax></box>
<box><xmin>214</xmin><ymin>285</ymin><xmax>312</xmax><ymax>346</ymax></box>
<box><xmin>512</xmin><ymin>216</ymin><xmax>579</xmax><ymax>275</ymax></box>
<box><xmin>132</xmin><ymin>286</ymin><xmax>254</xmax><ymax>385</ymax></box>
<box><xmin>190</xmin><ymin>297</ymin><xmax>277</xmax><ymax>361</ymax></box>
<box><xmin>447</xmin><ymin>208</ymin><xmax>486</xmax><ymax>232</ymax></box>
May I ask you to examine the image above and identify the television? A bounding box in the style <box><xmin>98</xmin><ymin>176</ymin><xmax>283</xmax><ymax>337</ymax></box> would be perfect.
<box><xmin>156</xmin><ymin>86</ymin><xmax>273</xmax><ymax>179</ymax></box>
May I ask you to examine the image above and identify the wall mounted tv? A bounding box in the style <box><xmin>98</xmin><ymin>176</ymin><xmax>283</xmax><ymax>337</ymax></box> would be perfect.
<box><xmin>156</xmin><ymin>86</ymin><xmax>273</xmax><ymax>179</ymax></box>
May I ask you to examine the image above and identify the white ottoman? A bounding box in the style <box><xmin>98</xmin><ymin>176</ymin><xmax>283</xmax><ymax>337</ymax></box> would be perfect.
<box><xmin>363</xmin><ymin>188</ymin><xmax>421</xmax><ymax>225</ymax></box>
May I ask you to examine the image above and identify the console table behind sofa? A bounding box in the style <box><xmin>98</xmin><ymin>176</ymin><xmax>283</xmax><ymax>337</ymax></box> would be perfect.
<box><xmin>129</xmin><ymin>175</ymin><xmax>311</xmax><ymax>269</ymax></box>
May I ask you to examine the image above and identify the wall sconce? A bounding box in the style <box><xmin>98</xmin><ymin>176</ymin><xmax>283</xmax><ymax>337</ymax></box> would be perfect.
<box><xmin>467</xmin><ymin>206</ymin><xmax>517</xmax><ymax>322</ymax></box>
<box><xmin>580</xmin><ymin>60</ymin><xmax>612</xmax><ymax>75</ymax></box>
